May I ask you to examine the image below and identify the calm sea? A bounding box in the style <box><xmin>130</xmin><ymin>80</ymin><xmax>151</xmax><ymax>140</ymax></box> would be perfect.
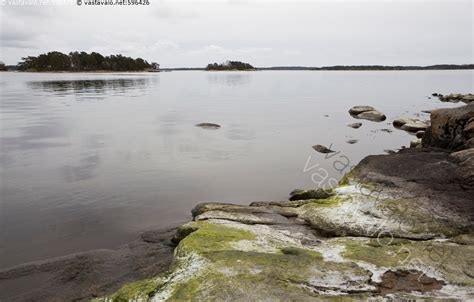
<box><xmin>0</xmin><ymin>70</ymin><xmax>471</xmax><ymax>268</ymax></box>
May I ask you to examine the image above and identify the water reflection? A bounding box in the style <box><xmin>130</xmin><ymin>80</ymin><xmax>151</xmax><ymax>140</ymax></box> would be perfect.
<box><xmin>27</xmin><ymin>78</ymin><xmax>151</xmax><ymax>96</ymax></box>
<box><xmin>0</xmin><ymin>120</ymin><xmax>70</xmax><ymax>153</ymax></box>
<box><xmin>60</xmin><ymin>153</ymin><xmax>100</xmax><ymax>183</ymax></box>
<box><xmin>207</xmin><ymin>73</ymin><xmax>251</xmax><ymax>86</ymax></box>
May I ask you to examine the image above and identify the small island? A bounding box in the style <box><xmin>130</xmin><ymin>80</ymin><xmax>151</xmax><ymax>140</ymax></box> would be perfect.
<box><xmin>206</xmin><ymin>60</ymin><xmax>255</xmax><ymax>71</ymax></box>
<box><xmin>14</xmin><ymin>51</ymin><xmax>159</xmax><ymax>72</ymax></box>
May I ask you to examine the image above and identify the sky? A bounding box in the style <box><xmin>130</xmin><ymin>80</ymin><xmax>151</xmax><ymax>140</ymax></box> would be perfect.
<box><xmin>0</xmin><ymin>0</ymin><xmax>472</xmax><ymax>68</ymax></box>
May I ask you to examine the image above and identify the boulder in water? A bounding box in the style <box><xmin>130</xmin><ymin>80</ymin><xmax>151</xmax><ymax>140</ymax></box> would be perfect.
<box><xmin>349</xmin><ymin>106</ymin><xmax>386</xmax><ymax>122</ymax></box>
<box><xmin>195</xmin><ymin>123</ymin><xmax>221</xmax><ymax>129</ymax></box>
<box><xmin>348</xmin><ymin>122</ymin><xmax>362</xmax><ymax>129</ymax></box>
<box><xmin>312</xmin><ymin>144</ymin><xmax>335</xmax><ymax>153</ymax></box>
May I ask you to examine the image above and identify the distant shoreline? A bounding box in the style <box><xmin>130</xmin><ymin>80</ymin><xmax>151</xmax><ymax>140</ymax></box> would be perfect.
<box><xmin>163</xmin><ymin>64</ymin><xmax>473</xmax><ymax>71</ymax></box>
<box><xmin>3</xmin><ymin>64</ymin><xmax>473</xmax><ymax>73</ymax></box>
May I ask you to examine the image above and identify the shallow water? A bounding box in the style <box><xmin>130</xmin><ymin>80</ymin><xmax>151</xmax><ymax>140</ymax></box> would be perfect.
<box><xmin>0</xmin><ymin>70</ymin><xmax>471</xmax><ymax>268</ymax></box>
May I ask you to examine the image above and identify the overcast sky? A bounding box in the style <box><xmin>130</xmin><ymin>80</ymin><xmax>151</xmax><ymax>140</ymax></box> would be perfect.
<box><xmin>0</xmin><ymin>0</ymin><xmax>472</xmax><ymax>67</ymax></box>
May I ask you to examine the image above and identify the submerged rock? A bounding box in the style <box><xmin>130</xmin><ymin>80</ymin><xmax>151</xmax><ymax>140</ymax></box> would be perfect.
<box><xmin>195</xmin><ymin>123</ymin><xmax>221</xmax><ymax>129</ymax></box>
<box><xmin>349</xmin><ymin>106</ymin><xmax>386</xmax><ymax>122</ymax></box>
<box><xmin>348</xmin><ymin>122</ymin><xmax>363</xmax><ymax>129</ymax></box>
<box><xmin>346</xmin><ymin>139</ymin><xmax>358</xmax><ymax>144</ymax></box>
<box><xmin>312</xmin><ymin>144</ymin><xmax>335</xmax><ymax>153</ymax></box>
<box><xmin>0</xmin><ymin>228</ymin><xmax>176</xmax><ymax>302</ymax></box>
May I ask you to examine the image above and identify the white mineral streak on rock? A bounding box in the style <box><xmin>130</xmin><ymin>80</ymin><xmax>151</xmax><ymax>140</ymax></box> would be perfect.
<box><xmin>315</xmin><ymin>241</ymin><xmax>345</xmax><ymax>262</ymax></box>
<box><xmin>306</xmin><ymin>269</ymin><xmax>374</xmax><ymax>294</ymax></box>
<box><xmin>151</xmin><ymin>253</ymin><xmax>208</xmax><ymax>302</ymax></box>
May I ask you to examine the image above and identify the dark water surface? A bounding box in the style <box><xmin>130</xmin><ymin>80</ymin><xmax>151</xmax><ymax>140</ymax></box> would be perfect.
<box><xmin>0</xmin><ymin>71</ymin><xmax>471</xmax><ymax>268</ymax></box>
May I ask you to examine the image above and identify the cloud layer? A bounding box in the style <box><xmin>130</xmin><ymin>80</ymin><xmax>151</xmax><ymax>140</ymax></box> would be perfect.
<box><xmin>1</xmin><ymin>1</ymin><xmax>472</xmax><ymax>67</ymax></box>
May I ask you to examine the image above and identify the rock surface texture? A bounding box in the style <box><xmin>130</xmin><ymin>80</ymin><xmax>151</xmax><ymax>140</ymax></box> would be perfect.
<box><xmin>349</xmin><ymin>106</ymin><xmax>386</xmax><ymax>122</ymax></box>
<box><xmin>423</xmin><ymin>104</ymin><xmax>474</xmax><ymax>150</ymax></box>
<box><xmin>393</xmin><ymin>117</ymin><xmax>430</xmax><ymax>133</ymax></box>
<box><xmin>101</xmin><ymin>104</ymin><xmax>474</xmax><ymax>301</ymax></box>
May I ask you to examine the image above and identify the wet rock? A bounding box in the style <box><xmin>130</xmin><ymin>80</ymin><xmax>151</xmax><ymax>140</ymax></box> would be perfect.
<box><xmin>393</xmin><ymin>116</ymin><xmax>430</xmax><ymax>133</ymax></box>
<box><xmin>393</xmin><ymin>117</ymin><xmax>429</xmax><ymax>131</ymax></box>
<box><xmin>0</xmin><ymin>227</ymin><xmax>176</xmax><ymax>302</ymax></box>
<box><xmin>346</xmin><ymin>139</ymin><xmax>358</xmax><ymax>144</ymax></box>
<box><xmin>289</xmin><ymin>189</ymin><xmax>304</xmax><ymax>196</ymax></box>
<box><xmin>348</xmin><ymin>122</ymin><xmax>362</xmax><ymax>129</ymax></box>
<box><xmin>172</xmin><ymin>222</ymin><xmax>200</xmax><ymax>244</ymax></box>
<box><xmin>401</xmin><ymin>121</ymin><xmax>429</xmax><ymax>132</ymax></box>
<box><xmin>312</xmin><ymin>144</ymin><xmax>335</xmax><ymax>153</ymax></box>
<box><xmin>195</xmin><ymin>123</ymin><xmax>221</xmax><ymax>129</ymax></box>
<box><xmin>349</xmin><ymin>106</ymin><xmax>386</xmax><ymax>122</ymax></box>
<box><xmin>393</xmin><ymin>117</ymin><xmax>414</xmax><ymax>128</ymax></box>
<box><xmin>356</xmin><ymin>110</ymin><xmax>386</xmax><ymax>122</ymax></box>
<box><xmin>289</xmin><ymin>188</ymin><xmax>334</xmax><ymax>201</ymax></box>
<box><xmin>349</xmin><ymin>105</ymin><xmax>375</xmax><ymax>115</ymax></box>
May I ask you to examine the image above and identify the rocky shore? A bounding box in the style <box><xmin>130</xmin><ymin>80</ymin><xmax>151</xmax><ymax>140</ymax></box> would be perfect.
<box><xmin>1</xmin><ymin>104</ymin><xmax>472</xmax><ymax>301</ymax></box>
<box><xmin>97</xmin><ymin>104</ymin><xmax>473</xmax><ymax>301</ymax></box>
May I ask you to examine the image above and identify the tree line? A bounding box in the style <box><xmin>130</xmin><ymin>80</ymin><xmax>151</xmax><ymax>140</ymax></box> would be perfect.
<box><xmin>206</xmin><ymin>61</ymin><xmax>255</xmax><ymax>71</ymax></box>
<box><xmin>16</xmin><ymin>51</ymin><xmax>158</xmax><ymax>72</ymax></box>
